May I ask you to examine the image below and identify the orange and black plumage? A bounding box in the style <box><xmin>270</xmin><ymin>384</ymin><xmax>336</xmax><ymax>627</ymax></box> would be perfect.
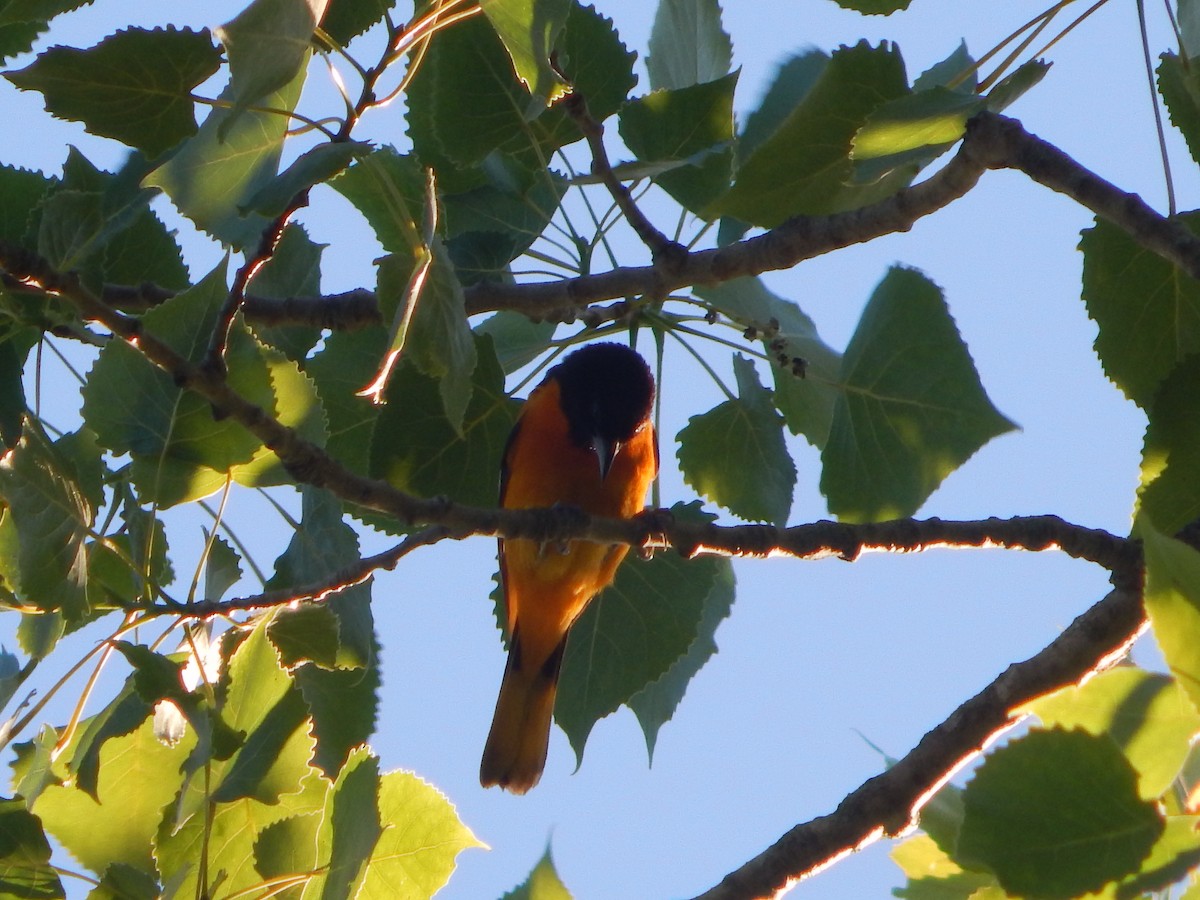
<box><xmin>480</xmin><ymin>343</ymin><xmax>658</xmax><ymax>793</ymax></box>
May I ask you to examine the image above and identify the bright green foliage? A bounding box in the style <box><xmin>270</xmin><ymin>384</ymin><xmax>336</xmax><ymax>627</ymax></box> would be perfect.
<box><xmin>502</xmin><ymin>845</ymin><xmax>574</xmax><ymax>900</ymax></box>
<box><xmin>4</xmin><ymin>27</ymin><xmax>220</xmax><ymax>157</ymax></box>
<box><xmin>0</xmin><ymin>2</ymin><xmax>1196</xmax><ymax>899</ymax></box>
<box><xmin>482</xmin><ymin>0</ymin><xmax>572</xmax><ymax>112</ymax></box>
<box><xmin>1021</xmin><ymin>667</ymin><xmax>1200</xmax><ymax>799</ymax></box>
<box><xmin>82</xmin><ymin>262</ymin><xmax>328</xmax><ymax>507</ymax></box>
<box><xmin>820</xmin><ymin>266</ymin><xmax>1015</xmax><ymax>522</ymax></box>
<box><xmin>1142</xmin><ymin>525</ymin><xmax>1200</xmax><ymax>713</ymax></box>
<box><xmin>957</xmin><ymin>728</ymin><xmax>1163</xmax><ymax>898</ymax></box>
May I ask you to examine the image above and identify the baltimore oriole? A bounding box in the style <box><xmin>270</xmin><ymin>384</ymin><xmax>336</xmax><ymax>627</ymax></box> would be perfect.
<box><xmin>480</xmin><ymin>342</ymin><xmax>658</xmax><ymax>793</ymax></box>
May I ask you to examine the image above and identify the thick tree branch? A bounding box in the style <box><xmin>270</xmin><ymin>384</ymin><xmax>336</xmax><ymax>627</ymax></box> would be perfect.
<box><xmin>0</xmin><ymin>241</ymin><xmax>1157</xmax><ymax>575</ymax></box>
<box><xmin>61</xmin><ymin>113</ymin><xmax>1200</xmax><ymax>336</ymax></box>
<box><xmin>691</xmin><ymin>581</ymin><xmax>1148</xmax><ymax>900</ymax></box>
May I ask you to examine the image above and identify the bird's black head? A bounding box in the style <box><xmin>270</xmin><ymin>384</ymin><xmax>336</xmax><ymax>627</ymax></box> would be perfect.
<box><xmin>552</xmin><ymin>343</ymin><xmax>655</xmax><ymax>466</ymax></box>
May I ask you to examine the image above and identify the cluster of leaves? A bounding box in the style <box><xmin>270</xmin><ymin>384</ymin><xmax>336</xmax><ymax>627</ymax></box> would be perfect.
<box><xmin>885</xmin><ymin>13</ymin><xmax>1200</xmax><ymax>896</ymax></box>
<box><xmin>0</xmin><ymin>0</ymin><xmax>1198</xmax><ymax>897</ymax></box>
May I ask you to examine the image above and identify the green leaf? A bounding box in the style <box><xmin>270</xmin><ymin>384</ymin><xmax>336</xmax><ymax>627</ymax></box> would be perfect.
<box><xmin>408</xmin><ymin>4</ymin><xmax>636</xmax><ymax>173</ymax></box>
<box><xmin>0</xmin><ymin>21</ymin><xmax>46</xmax><ymax>65</ymax></box>
<box><xmin>718</xmin><ymin>50</ymin><xmax>827</xmax><ymax>245</ymax></box>
<box><xmin>30</xmin><ymin>717</ymin><xmax>194</xmax><ymax>876</ymax></box>
<box><xmin>376</xmin><ymin>243</ymin><xmax>477</xmax><ymax>432</ymax></box>
<box><xmin>913</xmin><ymin>41</ymin><xmax>975</xmax><ymax>93</ymax></box>
<box><xmin>215</xmin><ymin>0</ymin><xmax>324</xmax><ymax>119</ymax></box>
<box><xmin>982</xmin><ymin>58</ymin><xmax>1049</xmax><ymax>113</ymax></box>
<box><xmin>245</xmin><ymin>222</ymin><xmax>326</xmax><ymax>360</ymax></box>
<box><xmin>406</xmin><ymin>14</ymin><xmax>537</xmax><ymax>167</ymax></box>
<box><xmin>144</xmin><ymin>68</ymin><xmax>306</xmax><ymax>248</ymax></box>
<box><xmin>204</xmin><ymin>618</ymin><xmax>317</xmax><ymax>807</ymax></box>
<box><xmin>618</xmin><ymin>71</ymin><xmax>737</xmax><ymax>212</ymax></box>
<box><xmin>101</xmin><ymin>206</ymin><xmax>189</xmax><ymax>292</ymax></box>
<box><xmin>269</xmin><ymin>603</ymin><xmax>341</xmax><ymax>668</ymax></box>
<box><xmin>1081</xmin><ymin>212</ymin><xmax>1200</xmax><ymax>408</ymax></box>
<box><xmin>0</xmin><ymin>327</ymin><xmax>35</xmax><ymax>449</ymax></box>
<box><xmin>1115</xmin><ymin>816</ymin><xmax>1200</xmax><ymax>898</ymax></box>
<box><xmin>710</xmin><ymin>41</ymin><xmax>911</xmax><ymax>225</ymax></box>
<box><xmin>1141</xmin><ymin>523</ymin><xmax>1200</xmax><ymax>713</ymax></box>
<box><xmin>443</xmin><ymin>170</ymin><xmax>567</xmax><ymax>283</ymax></box>
<box><xmin>481</xmin><ymin>0</ymin><xmax>571</xmax><ymax>112</ymax></box>
<box><xmin>294</xmin><ymin>650</ymin><xmax>380</xmax><ymax>776</ymax></box>
<box><xmin>316</xmin><ymin>748</ymin><xmax>382</xmax><ymax>898</ymax></box>
<box><xmin>370</xmin><ymin>335</ymin><xmax>520</xmax><ymax>510</ymax></box>
<box><xmin>81</xmin><ymin>263</ymin><xmax>256</xmax><ymax>505</ymax></box>
<box><xmin>0</xmin><ymin>647</ymin><xmax>19</xmax><ymax>710</ymax></box>
<box><xmin>86</xmin><ymin>863</ymin><xmax>159</xmax><ymax>900</ymax></box>
<box><xmin>1159</xmin><ymin>53</ymin><xmax>1200</xmax><ymax>169</ymax></box>
<box><xmin>0</xmin><ymin>798</ymin><xmax>64</xmax><ymax>900</ymax></box>
<box><xmin>1138</xmin><ymin>354</ymin><xmax>1200</xmax><ymax>535</ymax></box>
<box><xmin>330</xmin><ymin>146</ymin><xmax>427</xmax><ymax>255</ymax></box>
<box><xmin>203</xmin><ymin>533</ymin><xmax>242</xmax><ymax>602</ymax></box>
<box><xmin>475</xmin><ymin>312</ymin><xmax>556</xmax><ymax>374</ymax></box>
<box><xmin>67</xmin><ymin>679</ymin><xmax>154</xmax><ymax>799</ymax></box>
<box><xmin>957</xmin><ymin>728</ymin><xmax>1163</xmax><ymax>899</ymax></box>
<box><xmin>501</xmin><ymin>845</ymin><xmax>573</xmax><ymax>900</ymax></box>
<box><xmin>0</xmin><ymin>422</ymin><xmax>93</xmax><ymax>620</ymax></box>
<box><xmin>820</xmin><ymin>266</ymin><xmax>1015</xmax><ymax>522</ymax></box>
<box><xmin>243</xmin><ymin>141</ymin><xmax>370</xmax><ymax>218</ymax></box>
<box><xmin>521</xmin><ymin>2</ymin><xmax>636</xmax><ymax>144</ymax></box>
<box><xmin>83</xmin><ymin>262</ymin><xmax>325</xmax><ymax>505</ymax></box>
<box><xmin>4</xmin><ymin>27</ymin><xmax>221</xmax><ymax>157</ymax></box>
<box><xmin>357</xmin><ymin>763</ymin><xmax>483</xmax><ymax>898</ymax></box>
<box><xmin>851</xmin><ymin>86</ymin><xmax>983</xmax><ymax>184</ymax></box>
<box><xmin>35</xmin><ymin>151</ymin><xmax>159</xmax><ymax>289</ymax></box>
<box><xmin>1020</xmin><ymin>668</ymin><xmax>1200</xmax><ymax>799</ymax></box>
<box><xmin>321</xmin><ymin>0</ymin><xmax>394</xmax><ymax>45</ymax></box>
<box><xmin>695</xmin><ymin>276</ymin><xmax>842</xmax><ymax>448</ymax></box>
<box><xmin>832</xmin><ymin>0</ymin><xmax>912</xmax><ymax>12</ymax></box>
<box><xmin>676</xmin><ymin>355</ymin><xmax>795</xmax><ymax>525</ymax></box>
<box><xmin>156</xmin><ymin>768</ymin><xmax>323</xmax><ymax>900</ymax></box>
<box><xmin>646</xmin><ymin>0</ymin><xmax>732</xmax><ymax>90</ymax></box>
<box><xmin>0</xmin><ymin>0</ymin><xmax>93</xmax><ymax>26</ymax></box>
<box><xmin>556</xmin><ymin>503</ymin><xmax>732</xmax><ymax>762</ymax></box>
<box><xmin>890</xmin><ymin>833</ymin><xmax>996</xmax><ymax>897</ymax></box>
<box><xmin>229</xmin><ymin>338</ymin><xmax>329</xmax><ymax>489</ymax></box>
<box><xmin>267</xmin><ymin>486</ymin><xmax>374</xmax><ymax>668</ymax></box>
<box><xmin>0</xmin><ymin>164</ymin><xmax>53</xmax><ymax>247</ymax></box>
<box><xmin>306</xmin><ymin>327</ymin><xmax>387</xmax><ymax>476</ymax></box>
<box><xmin>628</xmin><ymin>532</ymin><xmax>734</xmax><ymax>759</ymax></box>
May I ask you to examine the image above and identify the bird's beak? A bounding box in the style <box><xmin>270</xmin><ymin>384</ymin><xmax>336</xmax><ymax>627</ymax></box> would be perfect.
<box><xmin>593</xmin><ymin>436</ymin><xmax>620</xmax><ymax>480</ymax></box>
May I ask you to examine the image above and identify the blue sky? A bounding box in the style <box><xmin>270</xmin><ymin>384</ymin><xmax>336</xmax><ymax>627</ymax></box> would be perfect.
<box><xmin>0</xmin><ymin>1</ymin><xmax>1180</xmax><ymax>897</ymax></box>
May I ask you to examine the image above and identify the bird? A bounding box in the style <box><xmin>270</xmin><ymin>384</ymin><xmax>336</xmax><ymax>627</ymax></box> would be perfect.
<box><xmin>480</xmin><ymin>342</ymin><xmax>658</xmax><ymax>793</ymax></box>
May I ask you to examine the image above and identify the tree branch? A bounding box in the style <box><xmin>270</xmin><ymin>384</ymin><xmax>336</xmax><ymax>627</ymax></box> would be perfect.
<box><xmin>47</xmin><ymin>113</ymin><xmax>1196</xmax><ymax>338</ymax></box>
<box><xmin>691</xmin><ymin>581</ymin><xmax>1148</xmax><ymax>900</ymax></box>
